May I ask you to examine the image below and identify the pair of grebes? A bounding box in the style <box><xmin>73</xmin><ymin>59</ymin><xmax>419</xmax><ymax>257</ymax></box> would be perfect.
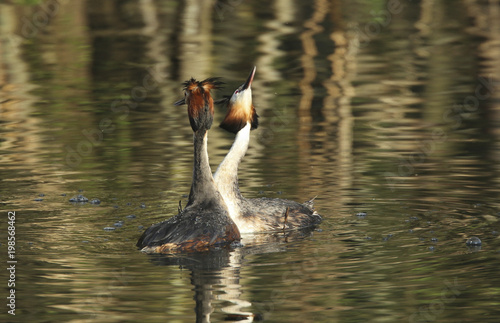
<box><xmin>137</xmin><ymin>67</ymin><xmax>322</xmax><ymax>253</ymax></box>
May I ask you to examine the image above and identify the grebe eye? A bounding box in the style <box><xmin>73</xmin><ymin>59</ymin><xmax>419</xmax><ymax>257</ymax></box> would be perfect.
<box><xmin>234</xmin><ymin>89</ymin><xmax>239</xmax><ymax>94</ymax></box>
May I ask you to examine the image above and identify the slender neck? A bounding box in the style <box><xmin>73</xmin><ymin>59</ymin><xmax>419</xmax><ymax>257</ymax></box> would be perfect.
<box><xmin>187</xmin><ymin>129</ymin><xmax>219</xmax><ymax>206</ymax></box>
<box><xmin>214</xmin><ymin>122</ymin><xmax>251</xmax><ymax>201</ymax></box>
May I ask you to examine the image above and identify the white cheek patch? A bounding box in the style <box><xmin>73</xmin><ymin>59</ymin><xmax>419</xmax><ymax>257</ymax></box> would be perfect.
<box><xmin>231</xmin><ymin>89</ymin><xmax>253</xmax><ymax>109</ymax></box>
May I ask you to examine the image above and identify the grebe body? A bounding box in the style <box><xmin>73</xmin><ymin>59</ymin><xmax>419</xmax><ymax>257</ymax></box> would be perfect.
<box><xmin>137</xmin><ymin>78</ymin><xmax>240</xmax><ymax>253</ymax></box>
<box><xmin>214</xmin><ymin>67</ymin><xmax>321</xmax><ymax>233</ymax></box>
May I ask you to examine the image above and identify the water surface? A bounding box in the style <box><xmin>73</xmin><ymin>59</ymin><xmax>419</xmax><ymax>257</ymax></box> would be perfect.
<box><xmin>1</xmin><ymin>0</ymin><xmax>500</xmax><ymax>322</ymax></box>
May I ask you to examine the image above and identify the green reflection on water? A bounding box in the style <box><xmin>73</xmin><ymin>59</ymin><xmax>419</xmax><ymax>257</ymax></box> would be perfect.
<box><xmin>1</xmin><ymin>0</ymin><xmax>500</xmax><ymax>322</ymax></box>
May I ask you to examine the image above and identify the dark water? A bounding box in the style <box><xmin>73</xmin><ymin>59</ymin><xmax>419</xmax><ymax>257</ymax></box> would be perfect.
<box><xmin>1</xmin><ymin>0</ymin><xmax>500</xmax><ymax>322</ymax></box>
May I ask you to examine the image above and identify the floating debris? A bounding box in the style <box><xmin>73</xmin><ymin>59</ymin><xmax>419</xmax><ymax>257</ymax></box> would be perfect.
<box><xmin>104</xmin><ymin>227</ymin><xmax>115</xmax><ymax>231</ymax></box>
<box><xmin>431</xmin><ymin>237</ymin><xmax>438</xmax><ymax>242</ymax></box>
<box><xmin>90</xmin><ymin>199</ymin><xmax>101</xmax><ymax>205</ymax></box>
<box><xmin>356</xmin><ymin>212</ymin><xmax>367</xmax><ymax>218</ymax></box>
<box><xmin>140</xmin><ymin>203</ymin><xmax>146</xmax><ymax>208</ymax></box>
<box><xmin>466</xmin><ymin>236</ymin><xmax>482</xmax><ymax>246</ymax></box>
<box><xmin>126</xmin><ymin>214</ymin><xmax>136</xmax><ymax>219</ymax></box>
<box><xmin>69</xmin><ymin>195</ymin><xmax>88</xmax><ymax>203</ymax></box>
<box><xmin>114</xmin><ymin>221</ymin><xmax>124</xmax><ymax>227</ymax></box>
<box><xmin>33</xmin><ymin>198</ymin><xmax>43</xmax><ymax>202</ymax></box>
<box><xmin>230</xmin><ymin>241</ymin><xmax>244</xmax><ymax>248</ymax></box>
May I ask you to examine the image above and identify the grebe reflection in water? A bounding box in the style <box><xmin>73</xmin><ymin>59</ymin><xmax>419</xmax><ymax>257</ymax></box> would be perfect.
<box><xmin>137</xmin><ymin>78</ymin><xmax>240</xmax><ymax>253</ymax></box>
<box><xmin>214</xmin><ymin>67</ymin><xmax>322</xmax><ymax>233</ymax></box>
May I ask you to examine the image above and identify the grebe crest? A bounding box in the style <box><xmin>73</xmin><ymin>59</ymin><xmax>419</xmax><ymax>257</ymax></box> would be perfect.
<box><xmin>176</xmin><ymin>77</ymin><xmax>224</xmax><ymax>132</ymax></box>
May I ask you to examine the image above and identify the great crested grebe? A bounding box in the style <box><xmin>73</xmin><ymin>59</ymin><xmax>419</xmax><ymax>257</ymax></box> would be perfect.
<box><xmin>137</xmin><ymin>78</ymin><xmax>240</xmax><ymax>253</ymax></box>
<box><xmin>214</xmin><ymin>67</ymin><xmax>322</xmax><ymax>233</ymax></box>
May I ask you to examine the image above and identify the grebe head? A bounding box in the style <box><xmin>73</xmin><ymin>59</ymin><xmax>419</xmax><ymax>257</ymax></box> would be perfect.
<box><xmin>219</xmin><ymin>66</ymin><xmax>259</xmax><ymax>134</ymax></box>
<box><xmin>175</xmin><ymin>78</ymin><xmax>224</xmax><ymax>132</ymax></box>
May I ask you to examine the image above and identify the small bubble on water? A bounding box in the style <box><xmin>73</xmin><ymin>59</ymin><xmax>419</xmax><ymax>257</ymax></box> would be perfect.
<box><xmin>33</xmin><ymin>198</ymin><xmax>43</xmax><ymax>202</ymax></box>
<box><xmin>431</xmin><ymin>237</ymin><xmax>438</xmax><ymax>242</ymax></box>
<box><xmin>126</xmin><ymin>214</ymin><xmax>136</xmax><ymax>219</ymax></box>
<box><xmin>90</xmin><ymin>199</ymin><xmax>101</xmax><ymax>205</ymax></box>
<box><xmin>104</xmin><ymin>227</ymin><xmax>115</xmax><ymax>231</ymax></box>
<box><xmin>356</xmin><ymin>212</ymin><xmax>367</xmax><ymax>218</ymax></box>
<box><xmin>69</xmin><ymin>194</ymin><xmax>88</xmax><ymax>203</ymax></box>
<box><xmin>429</xmin><ymin>246</ymin><xmax>436</xmax><ymax>251</ymax></box>
<box><xmin>39</xmin><ymin>193</ymin><xmax>45</xmax><ymax>197</ymax></box>
<box><xmin>138</xmin><ymin>225</ymin><xmax>144</xmax><ymax>229</ymax></box>
<box><xmin>466</xmin><ymin>236</ymin><xmax>481</xmax><ymax>246</ymax></box>
<box><xmin>140</xmin><ymin>203</ymin><xmax>146</xmax><ymax>208</ymax></box>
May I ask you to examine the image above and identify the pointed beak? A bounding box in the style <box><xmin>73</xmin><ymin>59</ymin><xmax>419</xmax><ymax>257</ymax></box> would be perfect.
<box><xmin>241</xmin><ymin>66</ymin><xmax>256</xmax><ymax>91</ymax></box>
<box><xmin>174</xmin><ymin>98</ymin><xmax>186</xmax><ymax>106</ymax></box>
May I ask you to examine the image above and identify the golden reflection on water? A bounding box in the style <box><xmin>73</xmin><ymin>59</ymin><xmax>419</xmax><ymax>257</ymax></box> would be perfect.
<box><xmin>1</xmin><ymin>0</ymin><xmax>500</xmax><ymax>322</ymax></box>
